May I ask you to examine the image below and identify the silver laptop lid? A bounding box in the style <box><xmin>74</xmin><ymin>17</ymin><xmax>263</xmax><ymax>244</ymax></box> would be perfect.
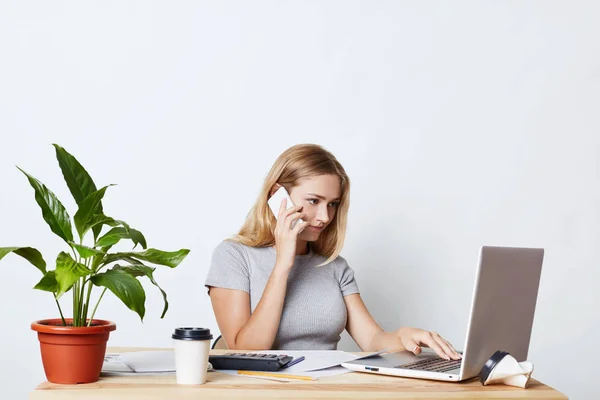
<box><xmin>460</xmin><ymin>246</ymin><xmax>544</xmax><ymax>380</ymax></box>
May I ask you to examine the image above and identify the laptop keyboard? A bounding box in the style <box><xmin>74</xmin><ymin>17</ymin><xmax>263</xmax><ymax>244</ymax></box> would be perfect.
<box><xmin>400</xmin><ymin>358</ymin><xmax>462</xmax><ymax>373</ymax></box>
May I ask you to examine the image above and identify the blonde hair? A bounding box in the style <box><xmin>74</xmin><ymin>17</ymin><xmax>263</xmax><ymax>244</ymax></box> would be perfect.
<box><xmin>231</xmin><ymin>144</ymin><xmax>350</xmax><ymax>266</ymax></box>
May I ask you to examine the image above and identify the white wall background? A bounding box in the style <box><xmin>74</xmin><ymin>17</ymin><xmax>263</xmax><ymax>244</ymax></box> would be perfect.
<box><xmin>1</xmin><ymin>1</ymin><xmax>598</xmax><ymax>398</ymax></box>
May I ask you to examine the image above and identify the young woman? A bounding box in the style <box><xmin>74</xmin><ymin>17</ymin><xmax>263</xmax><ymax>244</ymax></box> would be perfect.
<box><xmin>205</xmin><ymin>144</ymin><xmax>461</xmax><ymax>361</ymax></box>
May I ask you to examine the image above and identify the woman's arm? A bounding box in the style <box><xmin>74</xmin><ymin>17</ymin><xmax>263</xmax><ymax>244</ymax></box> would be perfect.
<box><xmin>344</xmin><ymin>293</ymin><xmax>461</xmax><ymax>360</ymax></box>
<box><xmin>209</xmin><ymin>267</ymin><xmax>290</xmax><ymax>350</ymax></box>
<box><xmin>209</xmin><ymin>199</ymin><xmax>308</xmax><ymax>350</ymax></box>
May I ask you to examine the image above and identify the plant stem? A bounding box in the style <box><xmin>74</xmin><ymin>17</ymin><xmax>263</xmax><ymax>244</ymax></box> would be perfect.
<box><xmin>81</xmin><ymin>257</ymin><xmax>93</xmax><ymax>324</ymax></box>
<box><xmin>73</xmin><ymin>280</ymin><xmax>79</xmax><ymax>326</ymax></box>
<box><xmin>68</xmin><ymin>244</ymin><xmax>80</xmax><ymax>326</ymax></box>
<box><xmin>78</xmin><ymin>276</ymin><xmax>86</xmax><ymax>324</ymax></box>
<box><xmin>82</xmin><ymin>280</ymin><xmax>93</xmax><ymax>324</ymax></box>
<box><xmin>70</xmin><ymin>248</ymin><xmax>79</xmax><ymax>264</ymax></box>
<box><xmin>88</xmin><ymin>288</ymin><xmax>107</xmax><ymax>327</ymax></box>
<box><xmin>74</xmin><ymin>247</ymin><xmax>84</xmax><ymax>326</ymax></box>
<box><xmin>54</xmin><ymin>295</ymin><xmax>66</xmax><ymax>326</ymax></box>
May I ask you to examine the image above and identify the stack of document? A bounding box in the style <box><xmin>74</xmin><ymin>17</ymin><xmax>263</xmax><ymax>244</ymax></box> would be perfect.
<box><xmin>101</xmin><ymin>349</ymin><xmax>387</xmax><ymax>379</ymax></box>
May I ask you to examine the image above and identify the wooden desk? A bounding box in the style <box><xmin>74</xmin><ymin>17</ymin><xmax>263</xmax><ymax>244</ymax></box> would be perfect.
<box><xmin>30</xmin><ymin>347</ymin><xmax>567</xmax><ymax>399</ymax></box>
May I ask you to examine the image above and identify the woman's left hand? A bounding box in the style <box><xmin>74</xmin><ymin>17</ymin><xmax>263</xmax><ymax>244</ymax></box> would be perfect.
<box><xmin>395</xmin><ymin>327</ymin><xmax>461</xmax><ymax>360</ymax></box>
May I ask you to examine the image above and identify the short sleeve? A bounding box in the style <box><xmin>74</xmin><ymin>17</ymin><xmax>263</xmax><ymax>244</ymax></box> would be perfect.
<box><xmin>204</xmin><ymin>240</ymin><xmax>250</xmax><ymax>294</ymax></box>
<box><xmin>336</xmin><ymin>256</ymin><xmax>360</xmax><ymax>296</ymax></box>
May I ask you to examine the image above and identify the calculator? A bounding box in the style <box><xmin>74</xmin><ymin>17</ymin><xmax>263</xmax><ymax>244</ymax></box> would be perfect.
<box><xmin>208</xmin><ymin>353</ymin><xmax>294</xmax><ymax>371</ymax></box>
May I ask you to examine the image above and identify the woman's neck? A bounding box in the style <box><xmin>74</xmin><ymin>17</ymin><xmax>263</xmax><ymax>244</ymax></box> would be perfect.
<box><xmin>296</xmin><ymin>240</ymin><xmax>309</xmax><ymax>255</ymax></box>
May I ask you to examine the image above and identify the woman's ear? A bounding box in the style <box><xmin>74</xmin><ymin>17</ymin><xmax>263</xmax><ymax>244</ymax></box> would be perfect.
<box><xmin>268</xmin><ymin>183</ymin><xmax>282</xmax><ymax>198</ymax></box>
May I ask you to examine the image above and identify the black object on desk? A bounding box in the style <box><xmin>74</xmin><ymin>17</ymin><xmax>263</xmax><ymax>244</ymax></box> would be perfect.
<box><xmin>209</xmin><ymin>353</ymin><xmax>293</xmax><ymax>371</ymax></box>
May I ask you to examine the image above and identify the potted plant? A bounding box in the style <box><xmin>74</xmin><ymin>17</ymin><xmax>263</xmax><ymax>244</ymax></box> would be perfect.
<box><xmin>0</xmin><ymin>144</ymin><xmax>190</xmax><ymax>384</ymax></box>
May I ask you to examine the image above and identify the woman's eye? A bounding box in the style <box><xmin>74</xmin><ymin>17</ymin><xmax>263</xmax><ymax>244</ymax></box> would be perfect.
<box><xmin>307</xmin><ymin>199</ymin><xmax>339</xmax><ymax>207</ymax></box>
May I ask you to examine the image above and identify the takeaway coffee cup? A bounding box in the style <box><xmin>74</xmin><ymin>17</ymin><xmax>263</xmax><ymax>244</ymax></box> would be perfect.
<box><xmin>172</xmin><ymin>327</ymin><xmax>213</xmax><ymax>384</ymax></box>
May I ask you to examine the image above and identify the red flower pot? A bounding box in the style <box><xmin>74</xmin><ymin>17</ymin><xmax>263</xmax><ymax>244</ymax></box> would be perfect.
<box><xmin>31</xmin><ymin>318</ymin><xmax>116</xmax><ymax>384</ymax></box>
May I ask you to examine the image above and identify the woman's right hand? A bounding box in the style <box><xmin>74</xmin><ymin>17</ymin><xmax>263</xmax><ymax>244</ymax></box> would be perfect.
<box><xmin>274</xmin><ymin>198</ymin><xmax>307</xmax><ymax>271</ymax></box>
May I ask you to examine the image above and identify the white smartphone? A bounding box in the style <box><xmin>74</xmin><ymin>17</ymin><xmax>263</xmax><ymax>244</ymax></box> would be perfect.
<box><xmin>267</xmin><ymin>186</ymin><xmax>304</xmax><ymax>228</ymax></box>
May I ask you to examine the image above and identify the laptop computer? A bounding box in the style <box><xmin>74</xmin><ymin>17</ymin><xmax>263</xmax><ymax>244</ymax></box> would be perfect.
<box><xmin>342</xmin><ymin>246</ymin><xmax>544</xmax><ymax>382</ymax></box>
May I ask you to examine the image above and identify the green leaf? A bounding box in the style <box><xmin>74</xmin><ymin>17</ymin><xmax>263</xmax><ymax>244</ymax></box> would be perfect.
<box><xmin>69</xmin><ymin>242</ymin><xmax>105</xmax><ymax>259</ymax></box>
<box><xmin>85</xmin><ymin>214</ymin><xmax>132</xmax><ymax>237</ymax></box>
<box><xmin>0</xmin><ymin>247</ymin><xmax>47</xmax><ymax>274</ymax></box>
<box><xmin>53</xmin><ymin>144</ymin><xmax>98</xmax><ymax>204</ymax></box>
<box><xmin>34</xmin><ymin>271</ymin><xmax>58</xmax><ymax>292</ymax></box>
<box><xmin>86</xmin><ymin>214</ymin><xmax>120</xmax><ymax>232</ymax></box>
<box><xmin>95</xmin><ymin>228</ymin><xmax>126</xmax><ymax>248</ymax></box>
<box><xmin>128</xmin><ymin>229</ymin><xmax>147</xmax><ymax>249</ymax></box>
<box><xmin>91</xmin><ymin>269</ymin><xmax>146</xmax><ymax>321</ymax></box>
<box><xmin>74</xmin><ymin>186</ymin><xmax>114</xmax><ymax>239</ymax></box>
<box><xmin>96</xmin><ymin>227</ymin><xmax>147</xmax><ymax>249</ymax></box>
<box><xmin>113</xmin><ymin>264</ymin><xmax>169</xmax><ymax>318</ymax></box>
<box><xmin>53</xmin><ymin>144</ymin><xmax>104</xmax><ymax>240</ymax></box>
<box><xmin>103</xmin><ymin>248</ymin><xmax>190</xmax><ymax>268</ymax></box>
<box><xmin>92</xmin><ymin>218</ymin><xmax>103</xmax><ymax>241</ymax></box>
<box><xmin>54</xmin><ymin>252</ymin><xmax>91</xmax><ymax>298</ymax></box>
<box><xmin>91</xmin><ymin>245</ymin><xmax>112</xmax><ymax>272</ymax></box>
<box><xmin>17</xmin><ymin>167</ymin><xmax>74</xmax><ymax>243</ymax></box>
<box><xmin>85</xmin><ymin>214</ymin><xmax>133</xmax><ymax>270</ymax></box>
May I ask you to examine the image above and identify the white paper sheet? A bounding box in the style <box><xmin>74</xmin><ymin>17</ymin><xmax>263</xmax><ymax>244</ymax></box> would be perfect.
<box><xmin>218</xmin><ymin>365</ymin><xmax>351</xmax><ymax>380</ymax></box>
<box><xmin>249</xmin><ymin>349</ymin><xmax>389</xmax><ymax>372</ymax></box>
<box><xmin>118</xmin><ymin>351</ymin><xmax>176</xmax><ymax>372</ymax></box>
<box><xmin>102</xmin><ymin>352</ymin><xmax>180</xmax><ymax>375</ymax></box>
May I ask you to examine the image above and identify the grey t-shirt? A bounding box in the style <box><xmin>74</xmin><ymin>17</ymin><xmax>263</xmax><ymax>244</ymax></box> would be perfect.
<box><xmin>204</xmin><ymin>240</ymin><xmax>360</xmax><ymax>350</ymax></box>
